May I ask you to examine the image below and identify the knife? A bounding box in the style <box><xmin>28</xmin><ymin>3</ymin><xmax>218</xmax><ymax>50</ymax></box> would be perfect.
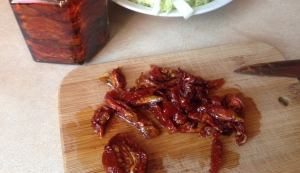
<box><xmin>234</xmin><ymin>59</ymin><xmax>300</xmax><ymax>78</ymax></box>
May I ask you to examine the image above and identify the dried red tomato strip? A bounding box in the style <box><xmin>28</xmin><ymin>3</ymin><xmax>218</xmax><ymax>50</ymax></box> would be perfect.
<box><xmin>209</xmin><ymin>95</ymin><xmax>222</xmax><ymax>106</ymax></box>
<box><xmin>132</xmin><ymin>110</ymin><xmax>160</xmax><ymax>139</ymax></box>
<box><xmin>180</xmin><ymin>83</ymin><xmax>196</xmax><ymax>100</ymax></box>
<box><xmin>120</xmin><ymin>87</ymin><xmax>164</xmax><ymax>106</ymax></box>
<box><xmin>172</xmin><ymin>112</ymin><xmax>188</xmax><ymax>126</ymax></box>
<box><xmin>99</xmin><ymin>67</ymin><xmax>127</xmax><ymax>89</ymax></box>
<box><xmin>162</xmin><ymin>100</ymin><xmax>178</xmax><ymax>121</ymax></box>
<box><xmin>105</xmin><ymin>94</ymin><xmax>159</xmax><ymax>139</ymax></box>
<box><xmin>92</xmin><ymin>105</ymin><xmax>115</xmax><ymax>139</ymax></box>
<box><xmin>194</xmin><ymin>86</ymin><xmax>209</xmax><ymax>102</ymax></box>
<box><xmin>170</xmin><ymin>86</ymin><xmax>183</xmax><ymax>112</ymax></box>
<box><xmin>207</xmin><ymin>78</ymin><xmax>225</xmax><ymax>90</ymax></box>
<box><xmin>235</xmin><ymin>122</ymin><xmax>247</xmax><ymax>146</ymax></box>
<box><xmin>222</xmin><ymin>94</ymin><xmax>245</xmax><ymax>117</ymax></box>
<box><xmin>188</xmin><ymin>112</ymin><xmax>220</xmax><ymax>132</ymax></box>
<box><xmin>209</xmin><ymin>136</ymin><xmax>223</xmax><ymax>173</ymax></box>
<box><xmin>179</xmin><ymin>96</ymin><xmax>194</xmax><ymax>114</ymax></box>
<box><xmin>136</xmin><ymin>73</ymin><xmax>161</xmax><ymax>88</ymax></box>
<box><xmin>149</xmin><ymin>65</ymin><xmax>179</xmax><ymax>82</ymax></box>
<box><xmin>164</xmin><ymin>120</ymin><xmax>178</xmax><ymax>134</ymax></box>
<box><xmin>149</xmin><ymin>65</ymin><xmax>165</xmax><ymax>82</ymax></box>
<box><xmin>178</xmin><ymin>121</ymin><xmax>206</xmax><ymax>133</ymax></box>
<box><xmin>206</xmin><ymin>105</ymin><xmax>244</xmax><ymax>122</ymax></box>
<box><xmin>221</xmin><ymin>121</ymin><xmax>234</xmax><ymax>136</ymax></box>
<box><xmin>178</xmin><ymin>68</ymin><xmax>196</xmax><ymax>84</ymax></box>
<box><xmin>95</xmin><ymin>65</ymin><xmax>248</xmax><ymax>173</ymax></box>
<box><xmin>147</xmin><ymin>102</ymin><xmax>178</xmax><ymax>134</ymax></box>
<box><xmin>146</xmin><ymin>103</ymin><xmax>165</xmax><ymax>125</ymax></box>
<box><xmin>105</xmin><ymin>94</ymin><xmax>139</xmax><ymax>123</ymax></box>
<box><xmin>200</xmin><ymin>126</ymin><xmax>219</xmax><ymax>138</ymax></box>
<box><xmin>102</xmin><ymin>133</ymin><xmax>147</xmax><ymax>173</ymax></box>
<box><xmin>147</xmin><ymin>101</ymin><xmax>177</xmax><ymax>124</ymax></box>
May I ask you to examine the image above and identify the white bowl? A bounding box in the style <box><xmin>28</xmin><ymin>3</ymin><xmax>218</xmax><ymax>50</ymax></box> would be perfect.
<box><xmin>111</xmin><ymin>0</ymin><xmax>233</xmax><ymax>17</ymax></box>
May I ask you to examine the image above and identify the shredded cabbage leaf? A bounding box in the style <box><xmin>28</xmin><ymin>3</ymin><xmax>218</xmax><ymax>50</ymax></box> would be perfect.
<box><xmin>129</xmin><ymin>0</ymin><xmax>214</xmax><ymax>13</ymax></box>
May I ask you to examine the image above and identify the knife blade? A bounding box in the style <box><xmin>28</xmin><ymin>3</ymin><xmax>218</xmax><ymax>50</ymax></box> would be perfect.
<box><xmin>234</xmin><ymin>59</ymin><xmax>300</xmax><ymax>78</ymax></box>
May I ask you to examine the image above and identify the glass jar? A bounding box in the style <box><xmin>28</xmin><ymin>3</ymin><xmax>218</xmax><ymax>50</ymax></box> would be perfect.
<box><xmin>9</xmin><ymin>0</ymin><xmax>109</xmax><ymax>64</ymax></box>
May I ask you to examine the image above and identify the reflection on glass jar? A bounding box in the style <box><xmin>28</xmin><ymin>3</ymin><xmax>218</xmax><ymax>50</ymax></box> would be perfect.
<box><xmin>9</xmin><ymin>0</ymin><xmax>109</xmax><ymax>64</ymax></box>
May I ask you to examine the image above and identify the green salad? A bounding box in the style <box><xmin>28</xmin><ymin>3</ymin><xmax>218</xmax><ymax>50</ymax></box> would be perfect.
<box><xmin>129</xmin><ymin>0</ymin><xmax>214</xmax><ymax>13</ymax></box>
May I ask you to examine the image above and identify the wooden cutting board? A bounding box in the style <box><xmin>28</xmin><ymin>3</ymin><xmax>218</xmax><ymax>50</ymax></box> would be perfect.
<box><xmin>58</xmin><ymin>42</ymin><xmax>300</xmax><ymax>173</ymax></box>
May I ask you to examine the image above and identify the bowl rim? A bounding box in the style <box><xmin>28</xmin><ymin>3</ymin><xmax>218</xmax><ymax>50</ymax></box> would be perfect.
<box><xmin>111</xmin><ymin>0</ymin><xmax>233</xmax><ymax>17</ymax></box>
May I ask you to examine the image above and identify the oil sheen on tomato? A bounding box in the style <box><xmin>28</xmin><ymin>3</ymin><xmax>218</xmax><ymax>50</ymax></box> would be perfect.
<box><xmin>102</xmin><ymin>133</ymin><xmax>147</xmax><ymax>173</ymax></box>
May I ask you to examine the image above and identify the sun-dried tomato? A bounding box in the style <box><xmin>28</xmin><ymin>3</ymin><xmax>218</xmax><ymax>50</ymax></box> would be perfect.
<box><xmin>209</xmin><ymin>136</ymin><xmax>223</xmax><ymax>173</ymax></box>
<box><xmin>99</xmin><ymin>67</ymin><xmax>127</xmax><ymax>90</ymax></box>
<box><xmin>120</xmin><ymin>87</ymin><xmax>163</xmax><ymax>106</ymax></box>
<box><xmin>95</xmin><ymin>65</ymin><xmax>248</xmax><ymax>173</ymax></box>
<box><xmin>206</xmin><ymin>105</ymin><xmax>244</xmax><ymax>122</ymax></box>
<box><xmin>222</xmin><ymin>94</ymin><xmax>245</xmax><ymax>117</ymax></box>
<box><xmin>149</xmin><ymin>65</ymin><xmax>179</xmax><ymax>82</ymax></box>
<box><xmin>102</xmin><ymin>133</ymin><xmax>147</xmax><ymax>173</ymax></box>
<box><xmin>188</xmin><ymin>112</ymin><xmax>220</xmax><ymax>132</ymax></box>
<box><xmin>234</xmin><ymin>122</ymin><xmax>247</xmax><ymax>146</ymax></box>
<box><xmin>105</xmin><ymin>94</ymin><xmax>160</xmax><ymax>139</ymax></box>
<box><xmin>92</xmin><ymin>105</ymin><xmax>115</xmax><ymax>139</ymax></box>
<box><xmin>178</xmin><ymin>121</ymin><xmax>206</xmax><ymax>133</ymax></box>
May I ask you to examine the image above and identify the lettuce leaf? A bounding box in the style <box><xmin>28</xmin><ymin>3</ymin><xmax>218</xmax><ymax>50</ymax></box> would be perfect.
<box><xmin>128</xmin><ymin>0</ymin><xmax>214</xmax><ymax>13</ymax></box>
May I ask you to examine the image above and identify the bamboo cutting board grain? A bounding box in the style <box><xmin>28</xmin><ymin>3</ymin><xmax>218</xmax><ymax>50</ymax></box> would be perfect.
<box><xmin>58</xmin><ymin>42</ymin><xmax>300</xmax><ymax>173</ymax></box>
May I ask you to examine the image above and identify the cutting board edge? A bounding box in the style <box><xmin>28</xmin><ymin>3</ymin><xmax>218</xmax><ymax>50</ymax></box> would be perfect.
<box><xmin>58</xmin><ymin>41</ymin><xmax>280</xmax><ymax>86</ymax></box>
<box><xmin>57</xmin><ymin>41</ymin><xmax>300</xmax><ymax>173</ymax></box>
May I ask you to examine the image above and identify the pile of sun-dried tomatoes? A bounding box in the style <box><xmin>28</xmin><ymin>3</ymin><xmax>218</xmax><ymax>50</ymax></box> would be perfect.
<box><xmin>92</xmin><ymin>65</ymin><xmax>247</xmax><ymax>173</ymax></box>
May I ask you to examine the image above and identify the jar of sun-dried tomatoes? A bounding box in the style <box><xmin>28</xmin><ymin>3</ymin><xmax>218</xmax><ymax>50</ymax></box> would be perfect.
<box><xmin>9</xmin><ymin>0</ymin><xmax>109</xmax><ymax>64</ymax></box>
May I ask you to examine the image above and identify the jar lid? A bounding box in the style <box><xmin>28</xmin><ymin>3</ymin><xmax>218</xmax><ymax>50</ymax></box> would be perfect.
<box><xmin>11</xmin><ymin>0</ymin><xmax>67</xmax><ymax>5</ymax></box>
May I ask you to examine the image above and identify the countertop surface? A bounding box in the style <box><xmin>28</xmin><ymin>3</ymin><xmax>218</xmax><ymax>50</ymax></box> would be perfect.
<box><xmin>0</xmin><ymin>0</ymin><xmax>299</xmax><ymax>172</ymax></box>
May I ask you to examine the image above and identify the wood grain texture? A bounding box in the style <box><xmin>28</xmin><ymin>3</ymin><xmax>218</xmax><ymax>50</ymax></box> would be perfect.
<box><xmin>58</xmin><ymin>42</ymin><xmax>300</xmax><ymax>173</ymax></box>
